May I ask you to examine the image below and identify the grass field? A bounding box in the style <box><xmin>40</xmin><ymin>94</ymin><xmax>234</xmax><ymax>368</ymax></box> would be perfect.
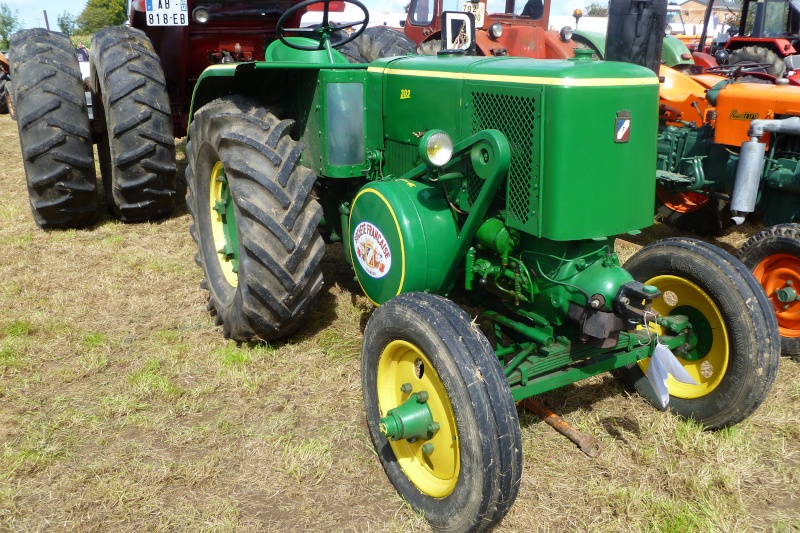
<box><xmin>0</xmin><ymin>113</ymin><xmax>798</xmax><ymax>532</ymax></box>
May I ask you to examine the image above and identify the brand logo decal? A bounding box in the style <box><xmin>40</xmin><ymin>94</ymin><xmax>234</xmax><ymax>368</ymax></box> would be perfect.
<box><xmin>354</xmin><ymin>222</ymin><xmax>392</xmax><ymax>279</ymax></box>
<box><xmin>615</xmin><ymin>111</ymin><xmax>631</xmax><ymax>143</ymax></box>
<box><xmin>729</xmin><ymin>109</ymin><xmax>759</xmax><ymax>121</ymax></box>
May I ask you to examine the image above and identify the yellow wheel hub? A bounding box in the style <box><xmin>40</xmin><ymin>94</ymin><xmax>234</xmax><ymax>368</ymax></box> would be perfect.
<box><xmin>638</xmin><ymin>275</ymin><xmax>729</xmax><ymax>399</ymax></box>
<box><xmin>209</xmin><ymin>161</ymin><xmax>238</xmax><ymax>286</ymax></box>
<box><xmin>376</xmin><ymin>340</ymin><xmax>459</xmax><ymax>498</ymax></box>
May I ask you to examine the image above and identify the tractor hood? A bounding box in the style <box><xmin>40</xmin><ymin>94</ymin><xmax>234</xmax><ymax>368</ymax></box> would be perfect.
<box><xmin>369</xmin><ymin>55</ymin><xmax>660</xmax><ymax>240</ymax></box>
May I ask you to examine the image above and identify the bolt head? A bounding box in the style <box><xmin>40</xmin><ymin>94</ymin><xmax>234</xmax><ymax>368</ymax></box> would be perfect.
<box><xmin>417</xmin><ymin>391</ymin><xmax>429</xmax><ymax>403</ymax></box>
<box><xmin>421</xmin><ymin>443</ymin><xmax>434</xmax><ymax>455</ymax></box>
<box><xmin>400</xmin><ymin>383</ymin><xmax>412</xmax><ymax>394</ymax></box>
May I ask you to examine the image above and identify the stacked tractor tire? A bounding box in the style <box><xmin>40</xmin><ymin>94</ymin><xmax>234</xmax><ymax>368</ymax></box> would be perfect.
<box><xmin>8</xmin><ymin>27</ymin><xmax>176</xmax><ymax>229</ymax></box>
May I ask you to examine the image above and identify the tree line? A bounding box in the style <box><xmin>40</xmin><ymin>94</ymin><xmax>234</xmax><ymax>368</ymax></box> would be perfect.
<box><xmin>0</xmin><ymin>0</ymin><xmax>126</xmax><ymax>48</ymax></box>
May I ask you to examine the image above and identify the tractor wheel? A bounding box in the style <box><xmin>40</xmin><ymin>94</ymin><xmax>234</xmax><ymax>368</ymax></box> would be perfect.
<box><xmin>340</xmin><ymin>27</ymin><xmax>418</xmax><ymax>63</ymax></box>
<box><xmin>654</xmin><ymin>188</ymin><xmax>727</xmax><ymax>236</ymax></box>
<box><xmin>418</xmin><ymin>39</ymin><xmax>442</xmax><ymax>55</ymax></box>
<box><xmin>727</xmin><ymin>46</ymin><xmax>785</xmax><ymax>78</ymax></box>
<box><xmin>739</xmin><ymin>223</ymin><xmax>800</xmax><ymax>356</ymax></box>
<box><xmin>186</xmin><ymin>96</ymin><xmax>324</xmax><ymax>342</ymax></box>
<box><xmin>9</xmin><ymin>28</ymin><xmax>97</xmax><ymax>229</ymax></box>
<box><xmin>90</xmin><ymin>26</ymin><xmax>176</xmax><ymax>222</ymax></box>
<box><xmin>362</xmin><ymin>292</ymin><xmax>522</xmax><ymax>532</ymax></box>
<box><xmin>0</xmin><ymin>73</ymin><xmax>9</xmax><ymax>114</ymax></box>
<box><xmin>619</xmin><ymin>238</ymin><xmax>780</xmax><ymax>429</ymax></box>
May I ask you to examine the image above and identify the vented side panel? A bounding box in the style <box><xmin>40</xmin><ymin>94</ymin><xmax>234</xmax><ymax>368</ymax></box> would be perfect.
<box><xmin>384</xmin><ymin>140</ymin><xmax>418</xmax><ymax>178</ymax></box>
<box><xmin>470</xmin><ymin>89</ymin><xmax>541</xmax><ymax>235</ymax></box>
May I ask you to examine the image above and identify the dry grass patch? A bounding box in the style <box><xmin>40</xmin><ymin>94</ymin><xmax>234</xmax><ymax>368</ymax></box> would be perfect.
<box><xmin>0</xmin><ymin>114</ymin><xmax>798</xmax><ymax>531</ymax></box>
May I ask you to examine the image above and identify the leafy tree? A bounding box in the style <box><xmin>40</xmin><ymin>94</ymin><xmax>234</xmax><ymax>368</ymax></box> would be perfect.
<box><xmin>57</xmin><ymin>11</ymin><xmax>77</xmax><ymax>36</ymax></box>
<box><xmin>76</xmin><ymin>0</ymin><xmax>126</xmax><ymax>34</ymax></box>
<box><xmin>0</xmin><ymin>3</ymin><xmax>20</xmax><ymax>50</ymax></box>
<box><xmin>585</xmin><ymin>2</ymin><xmax>608</xmax><ymax>17</ymax></box>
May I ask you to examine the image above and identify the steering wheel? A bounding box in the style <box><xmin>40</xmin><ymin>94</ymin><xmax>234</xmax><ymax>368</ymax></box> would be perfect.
<box><xmin>277</xmin><ymin>0</ymin><xmax>369</xmax><ymax>51</ymax></box>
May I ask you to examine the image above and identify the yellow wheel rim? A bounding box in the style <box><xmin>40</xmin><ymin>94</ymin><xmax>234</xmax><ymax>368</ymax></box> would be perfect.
<box><xmin>209</xmin><ymin>161</ymin><xmax>238</xmax><ymax>287</ymax></box>
<box><xmin>637</xmin><ymin>275</ymin><xmax>730</xmax><ymax>399</ymax></box>
<box><xmin>377</xmin><ymin>340</ymin><xmax>459</xmax><ymax>498</ymax></box>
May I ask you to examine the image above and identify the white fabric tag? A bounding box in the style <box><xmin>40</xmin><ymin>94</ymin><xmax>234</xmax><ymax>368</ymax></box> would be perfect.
<box><xmin>645</xmin><ymin>343</ymin><xmax>698</xmax><ymax>408</ymax></box>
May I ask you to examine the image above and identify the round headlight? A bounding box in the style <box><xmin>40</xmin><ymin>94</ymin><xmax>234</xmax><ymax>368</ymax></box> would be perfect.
<box><xmin>419</xmin><ymin>130</ymin><xmax>453</xmax><ymax>168</ymax></box>
<box><xmin>193</xmin><ymin>7</ymin><xmax>210</xmax><ymax>23</ymax></box>
<box><xmin>560</xmin><ymin>26</ymin><xmax>573</xmax><ymax>42</ymax></box>
<box><xmin>665</xmin><ymin>24</ymin><xmax>673</xmax><ymax>35</ymax></box>
<box><xmin>490</xmin><ymin>23</ymin><xmax>503</xmax><ymax>39</ymax></box>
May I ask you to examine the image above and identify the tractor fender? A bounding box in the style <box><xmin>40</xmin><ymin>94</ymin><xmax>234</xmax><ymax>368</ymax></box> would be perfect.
<box><xmin>543</xmin><ymin>30</ymin><xmax>576</xmax><ymax>59</ymax></box>
<box><xmin>691</xmin><ymin>51</ymin><xmax>718</xmax><ymax>70</ymax></box>
<box><xmin>571</xmin><ymin>30</ymin><xmax>605</xmax><ymax>59</ymax></box>
<box><xmin>725</xmin><ymin>37</ymin><xmax>796</xmax><ymax>56</ymax></box>
<box><xmin>662</xmin><ymin>35</ymin><xmax>694</xmax><ymax>69</ymax></box>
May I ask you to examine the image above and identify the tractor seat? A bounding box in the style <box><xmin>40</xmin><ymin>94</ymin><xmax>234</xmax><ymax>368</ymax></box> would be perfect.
<box><xmin>265</xmin><ymin>37</ymin><xmax>350</xmax><ymax>64</ymax></box>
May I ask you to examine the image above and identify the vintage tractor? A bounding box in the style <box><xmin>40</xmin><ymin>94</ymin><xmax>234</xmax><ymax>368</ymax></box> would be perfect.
<box><xmin>8</xmin><ymin>0</ymin><xmax>307</xmax><ymax>229</ymax></box>
<box><xmin>184</xmin><ymin>1</ymin><xmax>779</xmax><ymax>529</ymax></box>
<box><xmin>698</xmin><ymin>0</ymin><xmax>800</xmax><ymax>78</ymax></box>
<box><xmin>404</xmin><ymin>0</ymin><xmax>579</xmax><ymax>58</ymax></box>
<box><xmin>654</xmin><ymin>67</ymin><xmax>800</xmax><ymax>355</ymax></box>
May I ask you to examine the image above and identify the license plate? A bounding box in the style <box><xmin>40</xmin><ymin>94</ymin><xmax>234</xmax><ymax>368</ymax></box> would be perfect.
<box><xmin>461</xmin><ymin>1</ymin><xmax>485</xmax><ymax>27</ymax></box>
<box><xmin>146</xmin><ymin>0</ymin><xmax>188</xmax><ymax>26</ymax></box>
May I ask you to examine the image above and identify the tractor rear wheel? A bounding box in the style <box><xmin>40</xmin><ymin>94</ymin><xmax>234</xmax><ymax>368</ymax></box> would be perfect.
<box><xmin>620</xmin><ymin>238</ymin><xmax>780</xmax><ymax>429</ymax></box>
<box><xmin>739</xmin><ymin>223</ymin><xmax>800</xmax><ymax>356</ymax></box>
<box><xmin>9</xmin><ymin>28</ymin><xmax>97</xmax><ymax>229</ymax></box>
<box><xmin>186</xmin><ymin>96</ymin><xmax>324</xmax><ymax>342</ymax></box>
<box><xmin>362</xmin><ymin>292</ymin><xmax>522</xmax><ymax>532</ymax></box>
<box><xmin>340</xmin><ymin>26</ymin><xmax>418</xmax><ymax>63</ymax></box>
<box><xmin>727</xmin><ymin>46</ymin><xmax>785</xmax><ymax>78</ymax></box>
<box><xmin>90</xmin><ymin>26</ymin><xmax>176</xmax><ymax>222</ymax></box>
<box><xmin>0</xmin><ymin>73</ymin><xmax>9</xmax><ymax>114</ymax></box>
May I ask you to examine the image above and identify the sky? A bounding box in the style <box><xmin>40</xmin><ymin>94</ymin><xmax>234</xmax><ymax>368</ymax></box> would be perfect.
<box><xmin>8</xmin><ymin>0</ymin><xmax>600</xmax><ymax>30</ymax></box>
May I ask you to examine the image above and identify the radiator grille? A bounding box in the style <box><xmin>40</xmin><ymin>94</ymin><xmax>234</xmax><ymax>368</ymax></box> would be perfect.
<box><xmin>470</xmin><ymin>91</ymin><xmax>539</xmax><ymax>231</ymax></box>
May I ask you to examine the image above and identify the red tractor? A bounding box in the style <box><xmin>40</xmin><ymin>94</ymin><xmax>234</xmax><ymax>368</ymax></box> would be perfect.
<box><xmin>700</xmin><ymin>0</ymin><xmax>800</xmax><ymax>78</ymax></box>
<box><xmin>9</xmin><ymin>0</ymin><xmax>305</xmax><ymax>229</ymax></box>
<box><xmin>404</xmin><ymin>0</ymin><xmax>579</xmax><ymax>58</ymax></box>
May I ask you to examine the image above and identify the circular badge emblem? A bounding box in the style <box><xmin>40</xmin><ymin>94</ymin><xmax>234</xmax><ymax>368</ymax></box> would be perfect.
<box><xmin>353</xmin><ymin>221</ymin><xmax>392</xmax><ymax>279</ymax></box>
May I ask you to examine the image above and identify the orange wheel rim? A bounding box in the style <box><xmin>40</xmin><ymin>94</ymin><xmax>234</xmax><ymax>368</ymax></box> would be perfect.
<box><xmin>753</xmin><ymin>253</ymin><xmax>800</xmax><ymax>338</ymax></box>
<box><xmin>657</xmin><ymin>188</ymin><xmax>711</xmax><ymax>213</ymax></box>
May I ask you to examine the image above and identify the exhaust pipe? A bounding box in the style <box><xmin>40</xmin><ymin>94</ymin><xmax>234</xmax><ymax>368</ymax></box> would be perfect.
<box><xmin>731</xmin><ymin>117</ymin><xmax>800</xmax><ymax>224</ymax></box>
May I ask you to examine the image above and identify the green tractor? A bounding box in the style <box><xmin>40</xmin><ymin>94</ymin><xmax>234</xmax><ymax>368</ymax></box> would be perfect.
<box><xmin>185</xmin><ymin>1</ymin><xmax>779</xmax><ymax>529</ymax></box>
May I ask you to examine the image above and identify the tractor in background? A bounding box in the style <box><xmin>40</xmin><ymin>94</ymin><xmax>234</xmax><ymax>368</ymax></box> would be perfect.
<box><xmin>699</xmin><ymin>0</ymin><xmax>800</xmax><ymax>79</ymax></box>
<box><xmin>404</xmin><ymin>0</ymin><xmax>580</xmax><ymax>57</ymax></box>
<box><xmin>9</xmin><ymin>0</ymin><xmax>308</xmax><ymax>229</ymax></box>
<box><xmin>183</xmin><ymin>0</ymin><xmax>779</xmax><ymax>529</ymax></box>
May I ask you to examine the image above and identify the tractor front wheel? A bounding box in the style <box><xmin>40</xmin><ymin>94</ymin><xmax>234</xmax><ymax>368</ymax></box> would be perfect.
<box><xmin>362</xmin><ymin>292</ymin><xmax>522</xmax><ymax>532</ymax></box>
<box><xmin>90</xmin><ymin>26</ymin><xmax>176</xmax><ymax>222</ymax></box>
<box><xmin>9</xmin><ymin>28</ymin><xmax>97</xmax><ymax>228</ymax></box>
<box><xmin>186</xmin><ymin>96</ymin><xmax>324</xmax><ymax>342</ymax></box>
<box><xmin>739</xmin><ymin>223</ymin><xmax>800</xmax><ymax>356</ymax></box>
<box><xmin>620</xmin><ymin>238</ymin><xmax>780</xmax><ymax>428</ymax></box>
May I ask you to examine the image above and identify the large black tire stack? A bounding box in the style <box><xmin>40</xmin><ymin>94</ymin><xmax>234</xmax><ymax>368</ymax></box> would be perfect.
<box><xmin>9</xmin><ymin>29</ymin><xmax>97</xmax><ymax>229</ymax></box>
<box><xmin>186</xmin><ymin>96</ymin><xmax>325</xmax><ymax>341</ymax></box>
<box><xmin>90</xmin><ymin>26</ymin><xmax>176</xmax><ymax>222</ymax></box>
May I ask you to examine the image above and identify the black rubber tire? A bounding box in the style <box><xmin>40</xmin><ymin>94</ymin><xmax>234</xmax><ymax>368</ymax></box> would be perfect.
<box><xmin>739</xmin><ymin>223</ymin><xmax>800</xmax><ymax>356</ymax></box>
<box><xmin>90</xmin><ymin>26</ymin><xmax>176</xmax><ymax>222</ymax></box>
<box><xmin>362</xmin><ymin>292</ymin><xmax>522</xmax><ymax>532</ymax></box>
<box><xmin>654</xmin><ymin>193</ymin><xmax>728</xmax><ymax>236</ymax></box>
<box><xmin>418</xmin><ymin>38</ymin><xmax>442</xmax><ymax>55</ymax></box>
<box><xmin>727</xmin><ymin>45</ymin><xmax>785</xmax><ymax>78</ymax></box>
<box><xmin>618</xmin><ymin>238</ymin><xmax>780</xmax><ymax>429</ymax></box>
<box><xmin>186</xmin><ymin>96</ymin><xmax>325</xmax><ymax>342</ymax></box>
<box><xmin>9</xmin><ymin>28</ymin><xmax>97</xmax><ymax>229</ymax></box>
<box><xmin>339</xmin><ymin>26</ymin><xmax>418</xmax><ymax>63</ymax></box>
<box><xmin>0</xmin><ymin>74</ymin><xmax>9</xmax><ymax>114</ymax></box>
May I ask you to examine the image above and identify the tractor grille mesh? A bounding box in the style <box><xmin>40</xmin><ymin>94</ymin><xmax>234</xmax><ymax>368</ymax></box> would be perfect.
<box><xmin>470</xmin><ymin>92</ymin><xmax>538</xmax><ymax>227</ymax></box>
<box><xmin>384</xmin><ymin>140</ymin><xmax>417</xmax><ymax>178</ymax></box>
